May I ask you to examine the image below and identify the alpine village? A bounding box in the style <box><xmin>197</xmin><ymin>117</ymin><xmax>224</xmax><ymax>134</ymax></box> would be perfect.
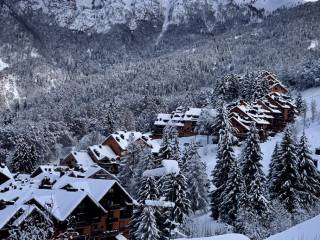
<box><xmin>1</xmin><ymin>69</ymin><xmax>320</xmax><ymax>240</ymax></box>
<box><xmin>1</xmin><ymin>1</ymin><xmax>320</xmax><ymax>239</ymax></box>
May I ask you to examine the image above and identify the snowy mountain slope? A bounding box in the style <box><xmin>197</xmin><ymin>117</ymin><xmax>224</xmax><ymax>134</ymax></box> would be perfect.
<box><xmin>5</xmin><ymin>0</ymin><xmax>312</xmax><ymax>34</ymax></box>
<box><xmin>265</xmin><ymin>214</ymin><xmax>320</xmax><ymax>240</ymax></box>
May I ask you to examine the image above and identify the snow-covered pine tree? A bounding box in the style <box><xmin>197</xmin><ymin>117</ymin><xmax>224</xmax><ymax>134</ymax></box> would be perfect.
<box><xmin>133</xmin><ymin>149</ymin><xmax>157</xmax><ymax>197</ymax></box>
<box><xmin>162</xmin><ymin>172</ymin><xmax>191</xmax><ymax>225</ymax></box>
<box><xmin>9</xmin><ymin>214</ymin><xmax>53</xmax><ymax>240</ymax></box>
<box><xmin>210</xmin><ymin>117</ymin><xmax>237</xmax><ymax>220</ymax></box>
<box><xmin>138</xmin><ymin>176</ymin><xmax>160</xmax><ymax>203</ymax></box>
<box><xmin>267</xmin><ymin>143</ymin><xmax>280</xmax><ymax>187</ymax></box>
<box><xmin>211</xmin><ymin>97</ymin><xmax>224</xmax><ymax>138</ymax></box>
<box><xmin>252</xmin><ymin>74</ymin><xmax>269</xmax><ymax>101</ymax></box>
<box><xmin>295</xmin><ymin>92</ymin><xmax>304</xmax><ymax>115</ymax></box>
<box><xmin>311</xmin><ymin>98</ymin><xmax>318</xmax><ymax>121</ymax></box>
<box><xmin>130</xmin><ymin>206</ymin><xmax>143</xmax><ymax>240</ymax></box>
<box><xmin>240</xmin><ymin>124</ymin><xmax>269</xmax><ymax>216</ymax></box>
<box><xmin>158</xmin><ymin>125</ymin><xmax>180</xmax><ymax>162</ymax></box>
<box><xmin>220</xmin><ymin>159</ymin><xmax>244</xmax><ymax>225</ymax></box>
<box><xmin>185</xmin><ymin>142</ymin><xmax>209</xmax><ymax>212</ymax></box>
<box><xmin>241</xmin><ymin>123</ymin><xmax>265</xmax><ymax>189</ymax></box>
<box><xmin>12</xmin><ymin>137</ymin><xmax>38</xmax><ymax>174</ymax></box>
<box><xmin>195</xmin><ymin>109</ymin><xmax>214</xmax><ymax>143</ymax></box>
<box><xmin>271</xmin><ymin>127</ymin><xmax>302</xmax><ymax>213</ymax></box>
<box><xmin>154</xmin><ymin>207</ymin><xmax>173</xmax><ymax>240</ymax></box>
<box><xmin>136</xmin><ymin>206</ymin><xmax>160</xmax><ymax>240</ymax></box>
<box><xmin>118</xmin><ymin>135</ymin><xmax>144</xmax><ymax>196</ymax></box>
<box><xmin>297</xmin><ymin>132</ymin><xmax>320</xmax><ymax>209</ymax></box>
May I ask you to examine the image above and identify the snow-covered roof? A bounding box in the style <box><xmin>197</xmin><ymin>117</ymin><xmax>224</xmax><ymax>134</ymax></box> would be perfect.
<box><xmin>11</xmin><ymin>205</ymin><xmax>50</xmax><ymax>227</ymax></box>
<box><xmin>53</xmin><ymin>175</ymin><xmax>117</xmax><ymax>202</ymax></box>
<box><xmin>143</xmin><ymin>160</ymin><xmax>180</xmax><ymax>177</ymax></box>
<box><xmin>29</xmin><ymin>189</ymin><xmax>105</xmax><ymax>221</ymax></box>
<box><xmin>0</xmin><ymin>204</ymin><xmax>21</xmax><ymax>229</ymax></box>
<box><xmin>109</xmin><ymin>131</ymin><xmax>144</xmax><ymax>150</ymax></box>
<box><xmin>0</xmin><ymin>164</ymin><xmax>13</xmax><ymax>181</ymax></box>
<box><xmin>88</xmin><ymin>145</ymin><xmax>118</xmax><ymax>161</ymax></box>
<box><xmin>71</xmin><ymin>150</ymin><xmax>95</xmax><ymax>167</ymax></box>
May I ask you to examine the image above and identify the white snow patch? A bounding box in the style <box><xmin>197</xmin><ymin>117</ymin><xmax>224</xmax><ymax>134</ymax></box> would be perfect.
<box><xmin>266</xmin><ymin>214</ymin><xmax>320</xmax><ymax>240</ymax></box>
<box><xmin>176</xmin><ymin>233</ymin><xmax>249</xmax><ymax>240</ymax></box>
<box><xmin>0</xmin><ymin>58</ymin><xmax>9</xmax><ymax>71</ymax></box>
<box><xmin>308</xmin><ymin>40</ymin><xmax>319</xmax><ymax>50</ymax></box>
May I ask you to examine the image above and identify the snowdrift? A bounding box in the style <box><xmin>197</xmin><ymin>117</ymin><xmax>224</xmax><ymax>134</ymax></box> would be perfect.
<box><xmin>266</xmin><ymin>214</ymin><xmax>320</xmax><ymax>240</ymax></box>
<box><xmin>176</xmin><ymin>233</ymin><xmax>249</xmax><ymax>240</ymax></box>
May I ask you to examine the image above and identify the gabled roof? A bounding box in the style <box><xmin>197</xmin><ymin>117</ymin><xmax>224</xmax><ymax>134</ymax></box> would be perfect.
<box><xmin>105</xmin><ymin>131</ymin><xmax>145</xmax><ymax>150</ymax></box>
<box><xmin>0</xmin><ymin>204</ymin><xmax>21</xmax><ymax>229</ymax></box>
<box><xmin>28</xmin><ymin>189</ymin><xmax>106</xmax><ymax>222</ymax></box>
<box><xmin>12</xmin><ymin>204</ymin><xmax>50</xmax><ymax>227</ymax></box>
<box><xmin>53</xmin><ymin>175</ymin><xmax>117</xmax><ymax>202</ymax></box>
<box><xmin>88</xmin><ymin>145</ymin><xmax>118</xmax><ymax>161</ymax></box>
<box><xmin>70</xmin><ymin>150</ymin><xmax>95</xmax><ymax>167</ymax></box>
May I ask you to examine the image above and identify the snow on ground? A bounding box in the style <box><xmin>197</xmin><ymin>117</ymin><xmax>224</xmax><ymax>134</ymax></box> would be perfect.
<box><xmin>0</xmin><ymin>58</ymin><xmax>9</xmax><ymax>71</ymax></box>
<box><xmin>265</xmin><ymin>214</ymin><xmax>320</xmax><ymax>240</ymax></box>
<box><xmin>150</xmin><ymin>87</ymin><xmax>320</xmax><ymax>239</ymax></box>
<box><xmin>176</xmin><ymin>233</ymin><xmax>249</xmax><ymax>240</ymax></box>
<box><xmin>307</xmin><ymin>40</ymin><xmax>319</xmax><ymax>50</ymax></box>
<box><xmin>184</xmin><ymin>213</ymin><xmax>232</xmax><ymax>238</ymax></box>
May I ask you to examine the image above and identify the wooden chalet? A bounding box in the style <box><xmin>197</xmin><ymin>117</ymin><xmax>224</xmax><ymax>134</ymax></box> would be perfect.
<box><xmin>61</xmin><ymin>149</ymin><xmax>120</xmax><ymax>175</ymax></box>
<box><xmin>102</xmin><ymin>131</ymin><xmax>153</xmax><ymax>157</ymax></box>
<box><xmin>153</xmin><ymin>107</ymin><xmax>216</xmax><ymax>138</ymax></box>
<box><xmin>88</xmin><ymin>145</ymin><xmax>120</xmax><ymax>173</ymax></box>
<box><xmin>229</xmin><ymin>92</ymin><xmax>297</xmax><ymax>141</ymax></box>
<box><xmin>260</xmin><ymin>71</ymin><xmax>288</xmax><ymax>94</ymax></box>
<box><xmin>0</xmin><ymin>169</ymin><xmax>133</xmax><ymax>240</ymax></box>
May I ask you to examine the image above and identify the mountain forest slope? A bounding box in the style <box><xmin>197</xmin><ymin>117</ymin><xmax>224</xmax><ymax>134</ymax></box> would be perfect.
<box><xmin>0</xmin><ymin>0</ymin><xmax>320</xmax><ymax>163</ymax></box>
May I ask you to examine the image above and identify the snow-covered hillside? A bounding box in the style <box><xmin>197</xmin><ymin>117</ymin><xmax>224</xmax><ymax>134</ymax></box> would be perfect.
<box><xmin>265</xmin><ymin>214</ymin><xmax>320</xmax><ymax>240</ymax></box>
<box><xmin>13</xmin><ymin>0</ymin><xmax>313</xmax><ymax>33</ymax></box>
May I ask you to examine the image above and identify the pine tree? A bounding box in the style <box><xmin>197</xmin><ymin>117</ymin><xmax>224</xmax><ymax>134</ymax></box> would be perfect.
<box><xmin>161</xmin><ymin>173</ymin><xmax>191</xmax><ymax>225</ymax></box>
<box><xmin>154</xmin><ymin>207</ymin><xmax>172</xmax><ymax>240</ymax></box>
<box><xmin>267</xmin><ymin>143</ymin><xmax>280</xmax><ymax>186</ymax></box>
<box><xmin>297</xmin><ymin>132</ymin><xmax>320</xmax><ymax>209</ymax></box>
<box><xmin>211</xmin><ymin>120</ymin><xmax>236</xmax><ymax>220</ymax></box>
<box><xmin>220</xmin><ymin>159</ymin><xmax>244</xmax><ymax>225</ymax></box>
<box><xmin>12</xmin><ymin>137</ymin><xmax>38</xmax><ymax>174</ymax></box>
<box><xmin>185</xmin><ymin>142</ymin><xmax>209</xmax><ymax>212</ymax></box>
<box><xmin>271</xmin><ymin>128</ymin><xmax>302</xmax><ymax>213</ymax></box>
<box><xmin>240</xmin><ymin>124</ymin><xmax>269</xmax><ymax>216</ymax></box>
<box><xmin>252</xmin><ymin>75</ymin><xmax>269</xmax><ymax>100</ymax></box>
<box><xmin>195</xmin><ymin>109</ymin><xmax>214</xmax><ymax>143</ymax></box>
<box><xmin>118</xmin><ymin>136</ymin><xmax>144</xmax><ymax>196</ymax></box>
<box><xmin>9</xmin><ymin>215</ymin><xmax>53</xmax><ymax>240</ymax></box>
<box><xmin>138</xmin><ymin>176</ymin><xmax>160</xmax><ymax>203</ymax></box>
<box><xmin>159</xmin><ymin>126</ymin><xmax>180</xmax><ymax>161</ymax></box>
<box><xmin>211</xmin><ymin>98</ymin><xmax>224</xmax><ymax>137</ymax></box>
<box><xmin>295</xmin><ymin>92</ymin><xmax>304</xmax><ymax>115</ymax></box>
<box><xmin>137</xmin><ymin>206</ymin><xmax>160</xmax><ymax>240</ymax></box>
